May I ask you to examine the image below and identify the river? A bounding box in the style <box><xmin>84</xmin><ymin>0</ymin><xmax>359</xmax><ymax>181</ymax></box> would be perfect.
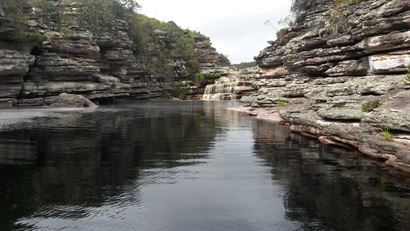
<box><xmin>0</xmin><ymin>101</ymin><xmax>409</xmax><ymax>231</ymax></box>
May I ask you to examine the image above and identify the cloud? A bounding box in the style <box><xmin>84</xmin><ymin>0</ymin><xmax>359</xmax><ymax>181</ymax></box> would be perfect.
<box><xmin>139</xmin><ymin>0</ymin><xmax>292</xmax><ymax>64</ymax></box>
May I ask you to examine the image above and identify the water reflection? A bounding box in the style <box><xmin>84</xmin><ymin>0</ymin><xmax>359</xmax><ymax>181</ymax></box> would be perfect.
<box><xmin>0</xmin><ymin>101</ymin><xmax>409</xmax><ymax>231</ymax></box>
<box><xmin>0</xmin><ymin>101</ymin><xmax>227</xmax><ymax>230</ymax></box>
<box><xmin>251</xmin><ymin>122</ymin><xmax>410</xmax><ymax>231</ymax></box>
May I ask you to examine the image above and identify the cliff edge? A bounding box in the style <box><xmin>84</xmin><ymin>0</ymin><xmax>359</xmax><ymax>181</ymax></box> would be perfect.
<box><xmin>243</xmin><ymin>0</ymin><xmax>410</xmax><ymax>172</ymax></box>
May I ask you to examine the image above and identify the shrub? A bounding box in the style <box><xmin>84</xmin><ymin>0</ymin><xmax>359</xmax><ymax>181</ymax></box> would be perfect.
<box><xmin>2</xmin><ymin>0</ymin><xmax>30</xmax><ymax>30</ymax></box>
<box><xmin>170</xmin><ymin>85</ymin><xmax>187</xmax><ymax>100</ymax></box>
<box><xmin>233</xmin><ymin>61</ymin><xmax>257</xmax><ymax>69</ymax></box>
<box><xmin>205</xmin><ymin>71</ymin><xmax>222</xmax><ymax>79</ymax></box>
<box><xmin>291</xmin><ymin>0</ymin><xmax>311</xmax><ymax>14</ymax></box>
<box><xmin>128</xmin><ymin>14</ymin><xmax>201</xmax><ymax>78</ymax></box>
<box><xmin>277</xmin><ymin>99</ymin><xmax>287</xmax><ymax>108</ymax></box>
<box><xmin>381</xmin><ymin>127</ymin><xmax>393</xmax><ymax>141</ymax></box>
<box><xmin>362</xmin><ymin>100</ymin><xmax>380</xmax><ymax>113</ymax></box>
<box><xmin>218</xmin><ymin>54</ymin><xmax>231</xmax><ymax>66</ymax></box>
<box><xmin>32</xmin><ymin>0</ymin><xmax>57</xmax><ymax>11</ymax></box>
<box><xmin>193</xmin><ymin>72</ymin><xmax>205</xmax><ymax>86</ymax></box>
<box><xmin>276</xmin><ymin>28</ymin><xmax>290</xmax><ymax>42</ymax></box>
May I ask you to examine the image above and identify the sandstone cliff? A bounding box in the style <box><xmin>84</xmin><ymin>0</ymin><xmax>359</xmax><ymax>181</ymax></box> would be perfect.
<box><xmin>242</xmin><ymin>0</ymin><xmax>410</xmax><ymax>172</ymax></box>
<box><xmin>0</xmin><ymin>0</ymin><xmax>228</xmax><ymax>107</ymax></box>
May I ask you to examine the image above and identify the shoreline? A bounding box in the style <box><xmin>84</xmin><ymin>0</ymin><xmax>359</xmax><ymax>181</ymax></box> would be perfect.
<box><xmin>227</xmin><ymin>106</ymin><xmax>410</xmax><ymax>174</ymax></box>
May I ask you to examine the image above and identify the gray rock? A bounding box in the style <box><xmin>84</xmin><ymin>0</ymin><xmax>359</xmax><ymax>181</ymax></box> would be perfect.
<box><xmin>49</xmin><ymin>93</ymin><xmax>97</xmax><ymax>108</ymax></box>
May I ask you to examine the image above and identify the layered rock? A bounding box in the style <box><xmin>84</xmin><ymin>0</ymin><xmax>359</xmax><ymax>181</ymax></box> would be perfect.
<box><xmin>202</xmin><ymin>67</ymin><xmax>260</xmax><ymax>101</ymax></box>
<box><xmin>0</xmin><ymin>1</ymin><xmax>227</xmax><ymax>107</ymax></box>
<box><xmin>242</xmin><ymin>0</ymin><xmax>410</xmax><ymax>172</ymax></box>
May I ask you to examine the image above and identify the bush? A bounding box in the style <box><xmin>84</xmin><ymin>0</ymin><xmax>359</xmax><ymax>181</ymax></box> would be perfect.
<box><xmin>276</xmin><ymin>99</ymin><xmax>287</xmax><ymax>108</ymax></box>
<box><xmin>233</xmin><ymin>61</ymin><xmax>257</xmax><ymax>69</ymax></box>
<box><xmin>362</xmin><ymin>100</ymin><xmax>380</xmax><ymax>113</ymax></box>
<box><xmin>381</xmin><ymin>127</ymin><xmax>393</xmax><ymax>141</ymax></box>
<box><xmin>193</xmin><ymin>72</ymin><xmax>205</xmax><ymax>86</ymax></box>
<box><xmin>291</xmin><ymin>0</ymin><xmax>311</xmax><ymax>14</ymax></box>
<box><xmin>170</xmin><ymin>85</ymin><xmax>187</xmax><ymax>100</ymax></box>
<box><xmin>205</xmin><ymin>71</ymin><xmax>222</xmax><ymax>79</ymax></box>
<box><xmin>128</xmin><ymin>14</ymin><xmax>201</xmax><ymax>78</ymax></box>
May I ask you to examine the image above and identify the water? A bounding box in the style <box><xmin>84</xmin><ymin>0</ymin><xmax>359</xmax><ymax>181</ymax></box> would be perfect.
<box><xmin>202</xmin><ymin>76</ymin><xmax>238</xmax><ymax>101</ymax></box>
<box><xmin>0</xmin><ymin>101</ymin><xmax>409</xmax><ymax>231</ymax></box>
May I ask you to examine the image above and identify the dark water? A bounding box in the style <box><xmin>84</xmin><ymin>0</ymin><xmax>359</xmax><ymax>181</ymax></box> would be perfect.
<box><xmin>0</xmin><ymin>101</ymin><xmax>409</xmax><ymax>231</ymax></box>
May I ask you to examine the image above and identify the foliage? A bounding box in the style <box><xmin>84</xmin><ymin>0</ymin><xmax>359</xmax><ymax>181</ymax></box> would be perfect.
<box><xmin>290</xmin><ymin>0</ymin><xmax>311</xmax><ymax>14</ymax></box>
<box><xmin>327</xmin><ymin>0</ymin><xmax>364</xmax><ymax>36</ymax></box>
<box><xmin>128</xmin><ymin>14</ymin><xmax>201</xmax><ymax>78</ymax></box>
<box><xmin>77</xmin><ymin>0</ymin><xmax>117</xmax><ymax>32</ymax></box>
<box><xmin>1</xmin><ymin>0</ymin><xmax>46</xmax><ymax>52</ymax></box>
<box><xmin>289</xmin><ymin>0</ymin><xmax>363</xmax><ymax>36</ymax></box>
<box><xmin>170</xmin><ymin>85</ymin><xmax>187</xmax><ymax>100</ymax></box>
<box><xmin>362</xmin><ymin>100</ymin><xmax>380</xmax><ymax>113</ymax></box>
<box><xmin>32</xmin><ymin>0</ymin><xmax>57</xmax><ymax>11</ymax></box>
<box><xmin>218</xmin><ymin>54</ymin><xmax>231</xmax><ymax>66</ymax></box>
<box><xmin>193</xmin><ymin>70</ymin><xmax>222</xmax><ymax>86</ymax></box>
<box><xmin>2</xmin><ymin>0</ymin><xmax>30</xmax><ymax>30</ymax></box>
<box><xmin>193</xmin><ymin>72</ymin><xmax>205</xmax><ymax>86</ymax></box>
<box><xmin>205</xmin><ymin>70</ymin><xmax>222</xmax><ymax>79</ymax></box>
<box><xmin>291</xmin><ymin>0</ymin><xmax>361</xmax><ymax>13</ymax></box>
<box><xmin>233</xmin><ymin>61</ymin><xmax>257</xmax><ymax>69</ymax></box>
<box><xmin>277</xmin><ymin>99</ymin><xmax>287</xmax><ymax>108</ymax></box>
<box><xmin>380</xmin><ymin>127</ymin><xmax>393</xmax><ymax>141</ymax></box>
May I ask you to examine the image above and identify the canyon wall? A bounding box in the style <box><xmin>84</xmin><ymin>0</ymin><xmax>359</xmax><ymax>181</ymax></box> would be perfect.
<box><xmin>242</xmin><ymin>0</ymin><xmax>410</xmax><ymax>171</ymax></box>
<box><xmin>0</xmin><ymin>0</ymin><xmax>228</xmax><ymax>108</ymax></box>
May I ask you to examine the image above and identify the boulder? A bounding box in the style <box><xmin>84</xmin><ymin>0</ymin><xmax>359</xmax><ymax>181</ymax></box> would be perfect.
<box><xmin>49</xmin><ymin>93</ymin><xmax>97</xmax><ymax>108</ymax></box>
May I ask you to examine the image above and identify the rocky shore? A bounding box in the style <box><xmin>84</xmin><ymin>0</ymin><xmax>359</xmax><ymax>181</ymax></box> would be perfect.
<box><xmin>226</xmin><ymin>0</ymin><xmax>410</xmax><ymax>172</ymax></box>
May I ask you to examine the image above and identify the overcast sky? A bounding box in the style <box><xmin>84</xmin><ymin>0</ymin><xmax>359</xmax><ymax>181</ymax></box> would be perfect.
<box><xmin>139</xmin><ymin>0</ymin><xmax>292</xmax><ymax>64</ymax></box>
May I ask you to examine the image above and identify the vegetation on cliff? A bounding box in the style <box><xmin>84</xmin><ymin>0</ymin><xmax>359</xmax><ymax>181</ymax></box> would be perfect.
<box><xmin>128</xmin><ymin>14</ymin><xmax>201</xmax><ymax>77</ymax></box>
<box><xmin>2</xmin><ymin>0</ymin><xmax>228</xmax><ymax>80</ymax></box>
<box><xmin>233</xmin><ymin>61</ymin><xmax>257</xmax><ymax>69</ymax></box>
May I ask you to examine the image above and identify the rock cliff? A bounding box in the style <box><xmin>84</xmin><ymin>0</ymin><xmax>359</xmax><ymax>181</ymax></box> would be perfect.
<box><xmin>0</xmin><ymin>0</ymin><xmax>228</xmax><ymax>107</ymax></box>
<box><xmin>241</xmin><ymin>0</ymin><xmax>410</xmax><ymax>172</ymax></box>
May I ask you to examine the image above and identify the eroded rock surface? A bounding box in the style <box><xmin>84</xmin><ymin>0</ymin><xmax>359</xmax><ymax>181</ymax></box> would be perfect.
<box><xmin>0</xmin><ymin>1</ymin><xmax>227</xmax><ymax>107</ymax></box>
<box><xmin>242</xmin><ymin>0</ymin><xmax>410</xmax><ymax>172</ymax></box>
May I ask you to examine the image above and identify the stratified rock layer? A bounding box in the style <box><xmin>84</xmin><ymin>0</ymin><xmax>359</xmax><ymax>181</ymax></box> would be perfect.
<box><xmin>0</xmin><ymin>1</ymin><xmax>227</xmax><ymax>107</ymax></box>
<box><xmin>244</xmin><ymin>0</ymin><xmax>410</xmax><ymax>172</ymax></box>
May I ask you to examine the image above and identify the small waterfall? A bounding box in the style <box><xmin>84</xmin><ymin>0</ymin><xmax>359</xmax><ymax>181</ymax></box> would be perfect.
<box><xmin>202</xmin><ymin>77</ymin><xmax>239</xmax><ymax>101</ymax></box>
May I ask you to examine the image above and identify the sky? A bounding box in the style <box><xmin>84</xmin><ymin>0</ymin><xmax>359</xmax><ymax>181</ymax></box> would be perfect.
<box><xmin>139</xmin><ymin>0</ymin><xmax>292</xmax><ymax>64</ymax></box>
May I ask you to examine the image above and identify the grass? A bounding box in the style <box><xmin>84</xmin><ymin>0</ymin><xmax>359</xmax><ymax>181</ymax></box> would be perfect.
<box><xmin>381</xmin><ymin>127</ymin><xmax>393</xmax><ymax>141</ymax></box>
<box><xmin>362</xmin><ymin>100</ymin><xmax>380</xmax><ymax>113</ymax></box>
<box><xmin>276</xmin><ymin>99</ymin><xmax>287</xmax><ymax>108</ymax></box>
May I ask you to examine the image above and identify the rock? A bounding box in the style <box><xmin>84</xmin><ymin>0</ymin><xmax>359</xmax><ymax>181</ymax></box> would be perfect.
<box><xmin>325</xmin><ymin>59</ymin><xmax>369</xmax><ymax>77</ymax></box>
<box><xmin>363</xmin><ymin>109</ymin><xmax>410</xmax><ymax>133</ymax></box>
<box><xmin>49</xmin><ymin>93</ymin><xmax>97</xmax><ymax>108</ymax></box>
<box><xmin>369</xmin><ymin>52</ymin><xmax>410</xmax><ymax>74</ymax></box>
<box><xmin>318</xmin><ymin>109</ymin><xmax>364</xmax><ymax>122</ymax></box>
<box><xmin>355</xmin><ymin>31</ymin><xmax>410</xmax><ymax>53</ymax></box>
<box><xmin>0</xmin><ymin>2</ymin><xmax>228</xmax><ymax>105</ymax></box>
<box><xmin>243</xmin><ymin>0</ymin><xmax>410</xmax><ymax>172</ymax></box>
<box><xmin>0</xmin><ymin>50</ymin><xmax>35</xmax><ymax>77</ymax></box>
<box><xmin>0</xmin><ymin>98</ymin><xmax>16</xmax><ymax>108</ymax></box>
<box><xmin>92</xmin><ymin>74</ymin><xmax>121</xmax><ymax>86</ymax></box>
<box><xmin>22</xmin><ymin>81</ymin><xmax>112</xmax><ymax>97</ymax></box>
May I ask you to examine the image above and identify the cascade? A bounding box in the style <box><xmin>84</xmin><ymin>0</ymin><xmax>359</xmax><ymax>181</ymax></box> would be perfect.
<box><xmin>202</xmin><ymin>76</ymin><xmax>239</xmax><ymax>101</ymax></box>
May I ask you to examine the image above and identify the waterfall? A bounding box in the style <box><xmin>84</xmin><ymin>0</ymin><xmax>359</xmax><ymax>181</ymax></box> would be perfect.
<box><xmin>202</xmin><ymin>77</ymin><xmax>239</xmax><ymax>101</ymax></box>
